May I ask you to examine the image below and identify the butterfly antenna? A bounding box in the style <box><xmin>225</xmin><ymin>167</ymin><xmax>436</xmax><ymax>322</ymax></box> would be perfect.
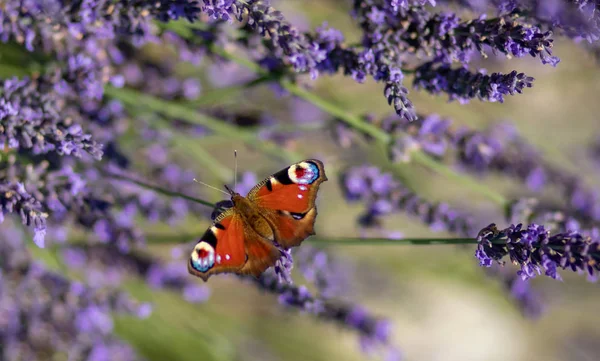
<box><xmin>193</xmin><ymin>178</ymin><xmax>230</xmax><ymax>196</ymax></box>
<box><xmin>233</xmin><ymin>150</ymin><xmax>238</xmax><ymax>193</ymax></box>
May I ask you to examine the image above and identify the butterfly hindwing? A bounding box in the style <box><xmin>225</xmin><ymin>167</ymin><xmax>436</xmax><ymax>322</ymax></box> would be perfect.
<box><xmin>188</xmin><ymin>209</ymin><xmax>247</xmax><ymax>281</ymax></box>
<box><xmin>239</xmin><ymin>233</ymin><xmax>282</xmax><ymax>278</ymax></box>
<box><xmin>188</xmin><ymin>208</ymin><xmax>281</xmax><ymax>281</ymax></box>
<box><xmin>247</xmin><ymin>159</ymin><xmax>327</xmax><ymax>248</ymax></box>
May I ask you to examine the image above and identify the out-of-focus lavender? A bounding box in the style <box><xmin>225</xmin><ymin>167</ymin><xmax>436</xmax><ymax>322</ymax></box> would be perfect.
<box><xmin>255</xmin><ymin>271</ymin><xmax>401</xmax><ymax>361</ymax></box>
<box><xmin>0</xmin><ymin>223</ymin><xmax>149</xmax><ymax>361</ymax></box>
<box><xmin>369</xmin><ymin>113</ymin><xmax>600</xmax><ymax>227</ymax></box>
<box><xmin>295</xmin><ymin>245</ymin><xmax>354</xmax><ymax>299</ymax></box>
<box><xmin>341</xmin><ymin>165</ymin><xmax>477</xmax><ymax>236</ymax></box>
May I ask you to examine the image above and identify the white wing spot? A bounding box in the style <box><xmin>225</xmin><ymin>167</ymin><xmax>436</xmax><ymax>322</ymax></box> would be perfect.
<box><xmin>216</xmin><ymin>255</ymin><xmax>222</xmax><ymax>264</ymax></box>
<box><xmin>225</xmin><ymin>254</ymin><xmax>231</xmax><ymax>260</ymax></box>
<box><xmin>299</xmin><ymin>185</ymin><xmax>307</xmax><ymax>191</ymax></box>
<box><xmin>297</xmin><ymin>194</ymin><xmax>303</xmax><ymax>199</ymax></box>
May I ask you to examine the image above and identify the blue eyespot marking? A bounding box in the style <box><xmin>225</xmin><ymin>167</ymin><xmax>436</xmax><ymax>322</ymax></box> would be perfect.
<box><xmin>295</xmin><ymin>162</ymin><xmax>319</xmax><ymax>185</ymax></box>
<box><xmin>191</xmin><ymin>242</ymin><xmax>215</xmax><ymax>272</ymax></box>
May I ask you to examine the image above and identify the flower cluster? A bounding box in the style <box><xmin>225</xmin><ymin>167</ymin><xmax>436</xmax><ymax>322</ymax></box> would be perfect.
<box><xmin>476</xmin><ymin>223</ymin><xmax>600</xmax><ymax>281</ymax></box>
<box><xmin>473</xmin><ymin>0</ymin><xmax>600</xmax><ymax>43</ymax></box>
<box><xmin>0</xmin><ymin>76</ymin><xmax>102</xmax><ymax>159</ymax></box>
<box><xmin>413</xmin><ymin>65</ymin><xmax>534</xmax><ymax>103</ymax></box>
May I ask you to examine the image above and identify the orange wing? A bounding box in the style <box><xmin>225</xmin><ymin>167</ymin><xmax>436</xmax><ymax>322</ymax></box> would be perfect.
<box><xmin>247</xmin><ymin>159</ymin><xmax>327</xmax><ymax>248</ymax></box>
<box><xmin>188</xmin><ymin>209</ymin><xmax>280</xmax><ymax>281</ymax></box>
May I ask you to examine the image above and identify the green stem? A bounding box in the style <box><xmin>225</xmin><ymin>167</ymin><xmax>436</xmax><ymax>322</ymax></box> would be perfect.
<box><xmin>177</xmin><ymin>75</ymin><xmax>274</xmax><ymax>108</ymax></box>
<box><xmin>173</xmin><ymin>137</ymin><xmax>233</xmax><ymax>183</ymax></box>
<box><xmin>143</xmin><ymin>232</ymin><xmax>476</xmax><ymax>246</ymax></box>
<box><xmin>105</xmin><ymin>86</ymin><xmax>302</xmax><ymax>163</ymax></box>
<box><xmin>281</xmin><ymin>79</ymin><xmax>390</xmax><ymax>143</ymax></box>
<box><xmin>309</xmin><ymin>237</ymin><xmax>476</xmax><ymax>246</ymax></box>
<box><xmin>143</xmin><ymin>114</ymin><xmax>234</xmax><ymax>183</ymax></box>
<box><xmin>410</xmin><ymin>151</ymin><xmax>508</xmax><ymax>206</ymax></box>
<box><xmin>0</xmin><ymin>63</ymin><xmax>31</xmax><ymax>78</ymax></box>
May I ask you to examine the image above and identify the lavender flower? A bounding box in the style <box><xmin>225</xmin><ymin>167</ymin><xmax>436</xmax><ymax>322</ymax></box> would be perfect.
<box><xmin>354</xmin><ymin>3</ymin><xmax>558</xmax><ymax>65</ymax></box>
<box><xmin>413</xmin><ymin>64</ymin><xmax>534</xmax><ymax>103</ymax></box>
<box><xmin>63</xmin><ymin>242</ymin><xmax>213</xmax><ymax>304</ymax></box>
<box><xmin>476</xmin><ymin>223</ymin><xmax>600</xmax><ymax>281</ymax></box>
<box><xmin>507</xmin><ymin>197</ymin><xmax>592</xmax><ymax>234</ymax></box>
<box><xmin>0</xmin><ymin>76</ymin><xmax>102</xmax><ymax>159</ymax></box>
<box><xmin>481</xmin><ymin>0</ymin><xmax>600</xmax><ymax>43</ymax></box>
<box><xmin>375</xmin><ymin>114</ymin><xmax>600</xmax><ymax>225</ymax></box>
<box><xmin>295</xmin><ymin>245</ymin><xmax>354</xmax><ymax>299</ymax></box>
<box><xmin>0</xmin><ymin>177</ymin><xmax>47</xmax><ymax>247</ymax></box>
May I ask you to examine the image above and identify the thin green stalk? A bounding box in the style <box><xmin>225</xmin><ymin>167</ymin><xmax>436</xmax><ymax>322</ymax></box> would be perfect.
<box><xmin>309</xmin><ymin>237</ymin><xmax>476</xmax><ymax>246</ymax></box>
<box><xmin>136</xmin><ymin>113</ymin><xmax>234</xmax><ymax>182</ymax></box>
<box><xmin>410</xmin><ymin>151</ymin><xmax>508</xmax><ymax>206</ymax></box>
<box><xmin>143</xmin><ymin>232</ymin><xmax>476</xmax><ymax>246</ymax></box>
<box><xmin>0</xmin><ymin>63</ymin><xmax>33</xmax><ymax>78</ymax></box>
<box><xmin>178</xmin><ymin>75</ymin><xmax>273</xmax><ymax>108</ymax></box>
<box><xmin>105</xmin><ymin>86</ymin><xmax>302</xmax><ymax>163</ymax></box>
<box><xmin>172</xmin><ymin>137</ymin><xmax>233</xmax><ymax>182</ymax></box>
<box><xmin>281</xmin><ymin>79</ymin><xmax>391</xmax><ymax>143</ymax></box>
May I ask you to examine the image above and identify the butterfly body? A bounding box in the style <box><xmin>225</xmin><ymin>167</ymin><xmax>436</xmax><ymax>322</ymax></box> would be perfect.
<box><xmin>188</xmin><ymin>159</ymin><xmax>327</xmax><ymax>281</ymax></box>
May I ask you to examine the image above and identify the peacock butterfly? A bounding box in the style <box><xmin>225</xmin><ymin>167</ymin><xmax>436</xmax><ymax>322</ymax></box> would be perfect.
<box><xmin>188</xmin><ymin>159</ymin><xmax>327</xmax><ymax>281</ymax></box>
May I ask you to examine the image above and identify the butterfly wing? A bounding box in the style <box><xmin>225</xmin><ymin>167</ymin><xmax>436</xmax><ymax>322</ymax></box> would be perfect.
<box><xmin>247</xmin><ymin>159</ymin><xmax>327</xmax><ymax>249</ymax></box>
<box><xmin>188</xmin><ymin>208</ymin><xmax>281</xmax><ymax>281</ymax></box>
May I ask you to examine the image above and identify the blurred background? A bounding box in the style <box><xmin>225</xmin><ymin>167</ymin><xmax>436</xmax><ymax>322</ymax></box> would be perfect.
<box><xmin>3</xmin><ymin>0</ymin><xmax>600</xmax><ymax>361</ymax></box>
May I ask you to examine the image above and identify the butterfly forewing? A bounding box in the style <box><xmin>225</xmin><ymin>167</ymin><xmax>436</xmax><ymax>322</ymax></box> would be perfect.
<box><xmin>248</xmin><ymin>159</ymin><xmax>327</xmax><ymax>248</ymax></box>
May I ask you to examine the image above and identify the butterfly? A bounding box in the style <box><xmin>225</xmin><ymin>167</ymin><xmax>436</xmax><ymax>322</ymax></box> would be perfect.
<box><xmin>188</xmin><ymin>159</ymin><xmax>327</xmax><ymax>281</ymax></box>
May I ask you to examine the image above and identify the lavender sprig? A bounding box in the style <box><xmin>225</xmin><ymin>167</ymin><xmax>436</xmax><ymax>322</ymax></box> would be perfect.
<box><xmin>476</xmin><ymin>223</ymin><xmax>600</xmax><ymax>281</ymax></box>
<box><xmin>0</xmin><ymin>76</ymin><xmax>103</xmax><ymax>159</ymax></box>
<box><xmin>354</xmin><ymin>2</ymin><xmax>559</xmax><ymax>66</ymax></box>
<box><xmin>413</xmin><ymin>64</ymin><xmax>534</xmax><ymax>103</ymax></box>
<box><xmin>481</xmin><ymin>0</ymin><xmax>600</xmax><ymax>43</ymax></box>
